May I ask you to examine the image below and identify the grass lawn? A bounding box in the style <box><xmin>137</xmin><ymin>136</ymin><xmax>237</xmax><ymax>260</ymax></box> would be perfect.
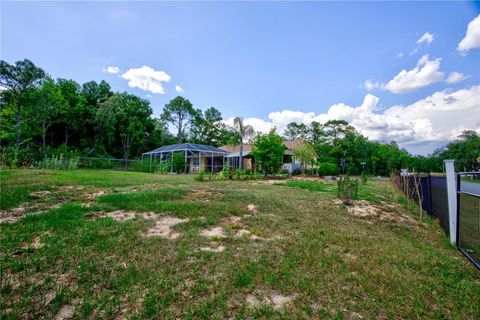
<box><xmin>1</xmin><ymin>170</ymin><xmax>479</xmax><ymax>319</ymax></box>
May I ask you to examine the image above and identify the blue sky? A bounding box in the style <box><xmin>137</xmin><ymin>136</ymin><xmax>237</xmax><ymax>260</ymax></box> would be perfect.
<box><xmin>2</xmin><ymin>1</ymin><xmax>479</xmax><ymax>154</ymax></box>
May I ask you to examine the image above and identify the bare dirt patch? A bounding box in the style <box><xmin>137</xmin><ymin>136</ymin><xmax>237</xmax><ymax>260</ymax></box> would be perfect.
<box><xmin>0</xmin><ymin>205</ymin><xmax>26</xmax><ymax>224</ymax></box>
<box><xmin>247</xmin><ymin>204</ymin><xmax>258</xmax><ymax>214</ymax></box>
<box><xmin>54</xmin><ymin>298</ymin><xmax>80</xmax><ymax>320</ymax></box>
<box><xmin>102</xmin><ymin>210</ymin><xmax>137</xmax><ymax>221</ymax></box>
<box><xmin>30</xmin><ymin>190</ymin><xmax>51</xmax><ymax>197</ymax></box>
<box><xmin>185</xmin><ymin>189</ymin><xmax>221</xmax><ymax>201</ymax></box>
<box><xmin>346</xmin><ymin>200</ymin><xmax>414</xmax><ymax>223</ymax></box>
<box><xmin>199</xmin><ymin>245</ymin><xmax>226</xmax><ymax>253</ymax></box>
<box><xmin>200</xmin><ymin>226</ymin><xmax>226</xmax><ymax>239</ymax></box>
<box><xmin>246</xmin><ymin>292</ymin><xmax>297</xmax><ymax>311</ymax></box>
<box><xmin>143</xmin><ymin>216</ymin><xmax>189</xmax><ymax>239</ymax></box>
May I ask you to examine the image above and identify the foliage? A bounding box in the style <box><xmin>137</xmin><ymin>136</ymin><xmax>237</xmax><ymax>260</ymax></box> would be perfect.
<box><xmin>361</xmin><ymin>172</ymin><xmax>368</xmax><ymax>184</ymax></box>
<box><xmin>161</xmin><ymin>96</ymin><xmax>197</xmax><ymax>144</ymax></box>
<box><xmin>155</xmin><ymin>161</ymin><xmax>171</xmax><ymax>174</ymax></box>
<box><xmin>34</xmin><ymin>154</ymin><xmax>79</xmax><ymax>170</ymax></box>
<box><xmin>293</xmin><ymin>141</ymin><xmax>317</xmax><ymax>173</ymax></box>
<box><xmin>251</xmin><ymin>129</ymin><xmax>285</xmax><ymax>175</ymax></box>
<box><xmin>232</xmin><ymin>117</ymin><xmax>255</xmax><ymax>170</ymax></box>
<box><xmin>171</xmin><ymin>152</ymin><xmax>187</xmax><ymax>173</ymax></box>
<box><xmin>194</xmin><ymin>171</ymin><xmax>205</xmax><ymax>181</ymax></box>
<box><xmin>317</xmin><ymin>162</ymin><xmax>339</xmax><ymax>176</ymax></box>
<box><xmin>337</xmin><ymin>175</ymin><xmax>359</xmax><ymax>205</ymax></box>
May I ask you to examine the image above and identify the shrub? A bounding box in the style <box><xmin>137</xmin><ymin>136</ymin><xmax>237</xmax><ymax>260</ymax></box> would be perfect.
<box><xmin>292</xmin><ymin>167</ymin><xmax>302</xmax><ymax>176</ymax></box>
<box><xmin>194</xmin><ymin>172</ymin><xmax>205</xmax><ymax>182</ymax></box>
<box><xmin>34</xmin><ymin>154</ymin><xmax>79</xmax><ymax>170</ymax></box>
<box><xmin>337</xmin><ymin>175</ymin><xmax>358</xmax><ymax>205</ymax></box>
<box><xmin>172</xmin><ymin>152</ymin><xmax>186</xmax><ymax>173</ymax></box>
<box><xmin>219</xmin><ymin>167</ymin><xmax>232</xmax><ymax>180</ymax></box>
<box><xmin>361</xmin><ymin>172</ymin><xmax>368</xmax><ymax>184</ymax></box>
<box><xmin>318</xmin><ymin>162</ymin><xmax>339</xmax><ymax>176</ymax></box>
<box><xmin>155</xmin><ymin>161</ymin><xmax>171</xmax><ymax>174</ymax></box>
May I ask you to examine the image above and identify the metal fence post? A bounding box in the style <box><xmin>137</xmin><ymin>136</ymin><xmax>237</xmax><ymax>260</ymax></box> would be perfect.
<box><xmin>444</xmin><ymin>160</ymin><xmax>457</xmax><ymax>244</ymax></box>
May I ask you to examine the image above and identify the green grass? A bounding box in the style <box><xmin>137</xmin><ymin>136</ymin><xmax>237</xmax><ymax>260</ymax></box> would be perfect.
<box><xmin>1</xmin><ymin>169</ymin><xmax>479</xmax><ymax>319</ymax></box>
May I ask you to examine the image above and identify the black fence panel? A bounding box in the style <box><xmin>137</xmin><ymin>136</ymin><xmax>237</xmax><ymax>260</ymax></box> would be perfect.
<box><xmin>430</xmin><ymin>176</ymin><xmax>449</xmax><ymax>235</ymax></box>
<box><xmin>457</xmin><ymin>173</ymin><xmax>480</xmax><ymax>269</ymax></box>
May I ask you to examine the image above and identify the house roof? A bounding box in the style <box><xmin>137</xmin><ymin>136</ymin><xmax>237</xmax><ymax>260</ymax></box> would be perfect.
<box><xmin>219</xmin><ymin>139</ymin><xmax>305</xmax><ymax>153</ymax></box>
<box><xmin>225</xmin><ymin>151</ymin><xmax>251</xmax><ymax>158</ymax></box>
<box><xmin>143</xmin><ymin>143</ymin><xmax>229</xmax><ymax>156</ymax></box>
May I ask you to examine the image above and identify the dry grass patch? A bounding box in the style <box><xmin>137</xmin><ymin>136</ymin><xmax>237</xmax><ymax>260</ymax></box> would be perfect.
<box><xmin>246</xmin><ymin>291</ymin><xmax>297</xmax><ymax>311</ymax></box>
<box><xmin>184</xmin><ymin>189</ymin><xmax>222</xmax><ymax>201</ymax></box>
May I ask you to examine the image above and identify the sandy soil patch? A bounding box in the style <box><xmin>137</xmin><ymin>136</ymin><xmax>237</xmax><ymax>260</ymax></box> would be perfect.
<box><xmin>185</xmin><ymin>189</ymin><xmax>221</xmax><ymax>201</ymax></box>
<box><xmin>54</xmin><ymin>298</ymin><xmax>79</xmax><ymax>320</ymax></box>
<box><xmin>347</xmin><ymin>200</ymin><xmax>414</xmax><ymax>223</ymax></box>
<box><xmin>141</xmin><ymin>212</ymin><xmax>157</xmax><ymax>220</ymax></box>
<box><xmin>246</xmin><ymin>292</ymin><xmax>297</xmax><ymax>311</ymax></box>
<box><xmin>45</xmin><ymin>290</ymin><xmax>56</xmax><ymax>306</ymax></box>
<box><xmin>0</xmin><ymin>205</ymin><xmax>26</xmax><ymax>224</ymax></box>
<box><xmin>103</xmin><ymin>210</ymin><xmax>137</xmax><ymax>221</ymax></box>
<box><xmin>30</xmin><ymin>190</ymin><xmax>51</xmax><ymax>197</ymax></box>
<box><xmin>199</xmin><ymin>245</ymin><xmax>226</xmax><ymax>253</ymax></box>
<box><xmin>247</xmin><ymin>204</ymin><xmax>258</xmax><ymax>214</ymax></box>
<box><xmin>143</xmin><ymin>216</ymin><xmax>189</xmax><ymax>239</ymax></box>
<box><xmin>200</xmin><ymin>226</ymin><xmax>226</xmax><ymax>239</ymax></box>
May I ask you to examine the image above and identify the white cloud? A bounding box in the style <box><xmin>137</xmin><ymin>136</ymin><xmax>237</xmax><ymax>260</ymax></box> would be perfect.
<box><xmin>397</xmin><ymin>52</ymin><xmax>404</xmax><ymax>58</ymax></box>
<box><xmin>417</xmin><ymin>32</ymin><xmax>434</xmax><ymax>45</ymax></box>
<box><xmin>458</xmin><ymin>14</ymin><xmax>480</xmax><ymax>53</ymax></box>
<box><xmin>230</xmin><ymin>86</ymin><xmax>480</xmax><ymax>153</ymax></box>
<box><xmin>175</xmin><ymin>85</ymin><xmax>184</xmax><ymax>93</ymax></box>
<box><xmin>361</xmin><ymin>79</ymin><xmax>383</xmax><ymax>91</ymax></box>
<box><xmin>384</xmin><ymin>55</ymin><xmax>444</xmax><ymax>93</ymax></box>
<box><xmin>446</xmin><ymin>72</ymin><xmax>469</xmax><ymax>84</ymax></box>
<box><xmin>121</xmin><ymin>66</ymin><xmax>171</xmax><ymax>94</ymax></box>
<box><xmin>102</xmin><ymin>66</ymin><xmax>120</xmax><ymax>74</ymax></box>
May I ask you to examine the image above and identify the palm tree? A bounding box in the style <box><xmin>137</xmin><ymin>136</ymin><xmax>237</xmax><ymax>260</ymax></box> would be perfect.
<box><xmin>233</xmin><ymin>117</ymin><xmax>255</xmax><ymax>170</ymax></box>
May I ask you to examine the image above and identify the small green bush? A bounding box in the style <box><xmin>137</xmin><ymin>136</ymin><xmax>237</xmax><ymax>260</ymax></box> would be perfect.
<box><xmin>318</xmin><ymin>162</ymin><xmax>339</xmax><ymax>176</ymax></box>
<box><xmin>361</xmin><ymin>172</ymin><xmax>368</xmax><ymax>184</ymax></box>
<box><xmin>337</xmin><ymin>175</ymin><xmax>358</xmax><ymax>205</ymax></box>
<box><xmin>194</xmin><ymin>172</ymin><xmax>205</xmax><ymax>182</ymax></box>
<box><xmin>155</xmin><ymin>161</ymin><xmax>171</xmax><ymax>174</ymax></box>
<box><xmin>34</xmin><ymin>154</ymin><xmax>80</xmax><ymax>170</ymax></box>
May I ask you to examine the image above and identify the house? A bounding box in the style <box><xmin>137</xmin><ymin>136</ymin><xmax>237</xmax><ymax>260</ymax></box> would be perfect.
<box><xmin>219</xmin><ymin>139</ymin><xmax>304</xmax><ymax>173</ymax></box>
<box><xmin>142</xmin><ymin>143</ymin><xmax>229</xmax><ymax>173</ymax></box>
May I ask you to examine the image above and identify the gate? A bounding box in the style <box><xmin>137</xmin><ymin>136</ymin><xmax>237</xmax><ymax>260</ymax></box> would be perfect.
<box><xmin>457</xmin><ymin>172</ymin><xmax>480</xmax><ymax>269</ymax></box>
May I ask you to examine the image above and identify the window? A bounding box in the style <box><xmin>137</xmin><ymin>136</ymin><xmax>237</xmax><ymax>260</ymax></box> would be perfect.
<box><xmin>193</xmin><ymin>159</ymin><xmax>200</xmax><ymax>167</ymax></box>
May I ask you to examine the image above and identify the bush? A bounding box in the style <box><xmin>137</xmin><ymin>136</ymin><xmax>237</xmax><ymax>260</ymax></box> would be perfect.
<box><xmin>219</xmin><ymin>167</ymin><xmax>232</xmax><ymax>180</ymax></box>
<box><xmin>305</xmin><ymin>168</ymin><xmax>315</xmax><ymax>175</ymax></box>
<box><xmin>292</xmin><ymin>167</ymin><xmax>302</xmax><ymax>176</ymax></box>
<box><xmin>155</xmin><ymin>161</ymin><xmax>171</xmax><ymax>174</ymax></box>
<box><xmin>337</xmin><ymin>175</ymin><xmax>358</xmax><ymax>205</ymax></box>
<box><xmin>172</xmin><ymin>152</ymin><xmax>186</xmax><ymax>173</ymax></box>
<box><xmin>194</xmin><ymin>172</ymin><xmax>205</xmax><ymax>182</ymax></box>
<box><xmin>34</xmin><ymin>154</ymin><xmax>79</xmax><ymax>170</ymax></box>
<box><xmin>361</xmin><ymin>172</ymin><xmax>368</xmax><ymax>184</ymax></box>
<box><xmin>318</xmin><ymin>162</ymin><xmax>339</xmax><ymax>176</ymax></box>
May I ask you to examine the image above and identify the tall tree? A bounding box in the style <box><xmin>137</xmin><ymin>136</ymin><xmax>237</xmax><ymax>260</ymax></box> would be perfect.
<box><xmin>190</xmin><ymin>107</ymin><xmax>224</xmax><ymax>146</ymax></box>
<box><xmin>293</xmin><ymin>141</ymin><xmax>317</xmax><ymax>173</ymax></box>
<box><xmin>233</xmin><ymin>117</ymin><xmax>255</xmax><ymax>170</ymax></box>
<box><xmin>0</xmin><ymin>59</ymin><xmax>45</xmax><ymax>146</ymax></box>
<box><xmin>29</xmin><ymin>79</ymin><xmax>66</xmax><ymax>155</ymax></box>
<box><xmin>161</xmin><ymin>96</ymin><xmax>197</xmax><ymax>143</ymax></box>
<box><xmin>96</xmin><ymin>93</ymin><xmax>153</xmax><ymax>162</ymax></box>
<box><xmin>283</xmin><ymin>122</ymin><xmax>309</xmax><ymax>140</ymax></box>
<box><xmin>251</xmin><ymin>129</ymin><xmax>286</xmax><ymax>175</ymax></box>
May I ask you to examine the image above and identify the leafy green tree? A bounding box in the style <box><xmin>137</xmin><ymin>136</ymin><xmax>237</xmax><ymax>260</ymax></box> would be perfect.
<box><xmin>56</xmin><ymin>79</ymin><xmax>85</xmax><ymax>146</ymax></box>
<box><xmin>161</xmin><ymin>96</ymin><xmax>197</xmax><ymax>143</ymax></box>
<box><xmin>283</xmin><ymin>122</ymin><xmax>309</xmax><ymax>140</ymax></box>
<box><xmin>233</xmin><ymin>117</ymin><xmax>255</xmax><ymax>170</ymax></box>
<box><xmin>96</xmin><ymin>93</ymin><xmax>153</xmax><ymax>161</ymax></box>
<box><xmin>293</xmin><ymin>141</ymin><xmax>317</xmax><ymax>173</ymax></box>
<box><xmin>0</xmin><ymin>59</ymin><xmax>45</xmax><ymax>146</ymax></box>
<box><xmin>29</xmin><ymin>79</ymin><xmax>66</xmax><ymax>155</ymax></box>
<box><xmin>251</xmin><ymin>129</ymin><xmax>286</xmax><ymax>175</ymax></box>
<box><xmin>190</xmin><ymin>107</ymin><xmax>225</xmax><ymax>146</ymax></box>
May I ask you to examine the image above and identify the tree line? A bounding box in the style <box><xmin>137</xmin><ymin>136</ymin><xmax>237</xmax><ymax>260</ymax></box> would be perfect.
<box><xmin>1</xmin><ymin>59</ymin><xmax>478</xmax><ymax>174</ymax></box>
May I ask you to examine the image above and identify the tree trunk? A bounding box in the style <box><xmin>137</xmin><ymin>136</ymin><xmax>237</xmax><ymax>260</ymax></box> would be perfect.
<box><xmin>15</xmin><ymin>98</ymin><xmax>21</xmax><ymax>146</ymax></box>
<box><xmin>64</xmin><ymin>127</ymin><xmax>69</xmax><ymax>145</ymax></box>
<box><xmin>239</xmin><ymin>143</ymin><xmax>243</xmax><ymax>170</ymax></box>
<box><xmin>177</xmin><ymin>116</ymin><xmax>183</xmax><ymax>143</ymax></box>
<box><xmin>42</xmin><ymin>119</ymin><xmax>46</xmax><ymax>156</ymax></box>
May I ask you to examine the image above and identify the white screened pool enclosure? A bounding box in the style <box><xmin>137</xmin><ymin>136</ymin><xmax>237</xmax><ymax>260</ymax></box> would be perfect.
<box><xmin>142</xmin><ymin>143</ymin><xmax>230</xmax><ymax>173</ymax></box>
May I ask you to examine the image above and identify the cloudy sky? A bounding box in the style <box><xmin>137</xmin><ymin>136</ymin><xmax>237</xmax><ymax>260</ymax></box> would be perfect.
<box><xmin>2</xmin><ymin>2</ymin><xmax>479</xmax><ymax>155</ymax></box>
